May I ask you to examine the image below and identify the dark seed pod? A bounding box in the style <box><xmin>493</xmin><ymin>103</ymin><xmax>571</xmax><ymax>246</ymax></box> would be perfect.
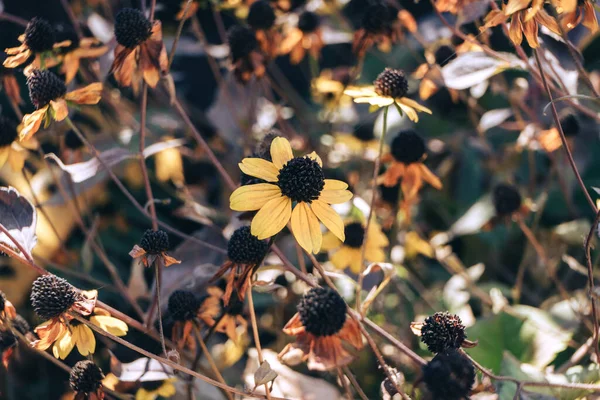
<box><xmin>277</xmin><ymin>157</ymin><xmax>324</xmax><ymax>202</ymax></box>
<box><xmin>30</xmin><ymin>275</ymin><xmax>78</xmax><ymax>320</ymax></box>
<box><xmin>434</xmin><ymin>45</ymin><xmax>456</xmax><ymax>67</ymax></box>
<box><xmin>140</xmin><ymin>229</ymin><xmax>170</xmax><ymax>254</ymax></box>
<box><xmin>27</xmin><ymin>69</ymin><xmax>67</xmax><ymax>109</ymax></box>
<box><xmin>298</xmin><ymin>287</ymin><xmax>347</xmax><ymax>336</ymax></box>
<box><xmin>247</xmin><ymin>1</ymin><xmax>276</xmax><ymax>30</ymax></box>
<box><xmin>422</xmin><ymin>350</ymin><xmax>475</xmax><ymax>400</ymax></box>
<box><xmin>227</xmin><ymin>226</ymin><xmax>269</xmax><ymax>265</ymax></box>
<box><xmin>168</xmin><ymin>290</ymin><xmax>200</xmax><ymax>321</ymax></box>
<box><xmin>343</xmin><ymin>222</ymin><xmax>365</xmax><ymax>248</ymax></box>
<box><xmin>228</xmin><ymin>25</ymin><xmax>259</xmax><ymax>62</ymax></box>
<box><xmin>298</xmin><ymin>11</ymin><xmax>320</xmax><ymax>33</ymax></box>
<box><xmin>114</xmin><ymin>8</ymin><xmax>153</xmax><ymax>49</ymax></box>
<box><xmin>374</xmin><ymin>68</ymin><xmax>409</xmax><ymax>99</ymax></box>
<box><xmin>69</xmin><ymin>360</ymin><xmax>104</xmax><ymax>395</ymax></box>
<box><xmin>492</xmin><ymin>183</ymin><xmax>521</xmax><ymax>217</ymax></box>
<box><xmin>559</xmin><ymin>114</ymin><xmax>579</xmax><ymax>137</ymax></box>
<box><xmin>24</xmin><ymin>17</ymin><xmax>56</xmax><ymax>53</ymax></box>
<box><xmin>390</xmin><ymin>130</ymin><xmax>426</xmax><ymax>164</ymax></box>
<box><xmin>420</xmin><ymin>312</ymin><xmax>466</xmax><ymax>353</ymax></box>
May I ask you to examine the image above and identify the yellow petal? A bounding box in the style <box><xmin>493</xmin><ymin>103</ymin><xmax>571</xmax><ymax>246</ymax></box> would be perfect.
<box><xmin>0</xmin><ymin>147</ymin><xmax>10</xmax><ymax>169</ymax></box>
<box><xmin>509</xmin><ymin>13</ymin><xmax>524</xmax><ymax>45</ymax></box>
<box><xmin>251</xmin><ymin>196</ymin><xmax>292</xmax><ymax>239</ymax></box>
<box><xmin>396</xmin><ymin>102</ymin><xmax>419</xmax><ymax>122</ymax></box>
<box><xmin>290</xmin><ymin>202</ymin><xmax>322</xmax><ymax>253</ymax></box>
<box><xmin>90</xmin><ymin>315</ymin><xmax>129</xmax><ymax>336</ymax></box>
<box><xmin>319</xmin><ymin>188</ymin><xmax>353</xmax><ymax>204</ymax></box>
<box><xmin>238</xmin><ymin>158</ymin><xmax>280</xmax><ymax>182</ymax></box>
<box><xmin>344</xmin><ymin>86</ymin><xmax>377</xmax><ymax>97</ymax></box>
<box><xmin>64</xmin><ymin>82</ymin><xmax>103</xmax><ymax>104</ymax></box>
<box><xmin>524</xmin><ymin>0</ymin><xmax>543</xmax><ymax>21</ymax></box>
<box><xmin>230</xmin><ymin>183</ymin><xmax>282</xmax><ymax>211</ymax></box>
<box><xmin>330</xmin><ymin>247</ymin><xmax>353</xmax><ymax>270</ymax></box>
<box><xmin>50</xmin><ymin>99</ymin><xmax>68</xmax><ymax>121</ymax></box>
<box><xmin>19</xmin><ymin>106</ymin><xmax>49</xmax><ymax>141</ymax></box>
<box><xmin>3</xmin><ymin>49</ymin><xmax>31</xmax><ymax>68</ymax></box>
<box><xmin>156</xmin><ymin>380</ymin><xmax>177</xmax><ymax>396</ymax></box>
<box><xmin>348</xmin><ymin>249</ymin><xmax>365</xmax><ymax>274</ymax></box>
<box><xmin>310</xmin><ymin>199</ymin><xmax>345</xmax><ymax>242</ymax></box>
<box><xmin>270</xmin><ymin>137</ymin><xmax>294</xmax><ymax>169</ymax></box>
<box><xmin>321</xmin><ymin>230</ymin><xmax>342</xmax><ymax>251</ymax></box>
<box><xmin>397</xmin><ymin>97</ymin><xmax>432</xmax><ymax>114</ymax></box>
<box><xmin>323</xmin><ymin>179</ymin><xmax>348</xmax><ymax>190</ymax></box>
<box><xmin>7</xmin><ymin>147</ymin><xmax>26</xmax><ymax>172</ymax></box>
<box><xmin>354</xmin><ymin>97</ymin><xmax>394</xmax><ymax>106</ymax></box>
<box><xmin>53</xmin><ymin>328</ymin><xmax>75</xmax><ymax>359</ymax></box>
<box><xmin>73</xmin><ymin>324</ymin><xmax>96</xmax><ymax>356</ymax></box>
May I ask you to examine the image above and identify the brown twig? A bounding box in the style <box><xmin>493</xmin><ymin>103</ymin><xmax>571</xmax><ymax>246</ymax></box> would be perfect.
<box><xmin>192</xmin><ymin>324</ymin><xmax>234</xmax><ymax>400</ymax></box>
<box><xmin>247</xmin><ymin>285</ymin><xmax>273</xmax><ymax>400</ymax></box>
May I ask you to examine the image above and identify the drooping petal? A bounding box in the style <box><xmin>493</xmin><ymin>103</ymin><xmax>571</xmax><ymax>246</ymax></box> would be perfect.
<box><xmin>396</xmin><ymin>101</ymin><xmax>419</xmax><ymax>122</ymax></box>
<box><xmin>111</xmin><ymin>46</ymin><xmax>137</xmax><ymax>87</ymax></box>
<box><xmin>73</xmin><ymin>324</ymin><xmax>96</xmax><ymax>356</ymax></box>
<box><xmin>310</xmin><ymin>199</ymin><xmax>345</xmax><ymax>242</ymax></box>
<box><xmin>19</xmin><ymin>106</ymin><xmax>49</xmax><ymax>141</ymax></box>
<box><xmin>524</xmin><ymin>0</ymin><xmax>543</xmax><ymax>21</ymax></box>
<box><xmin>33</xmin><ymin>320</ymin><xmax>66</xmax><ymax>351</ymax></box>
<box><xmin>323</xmin><ymin>179</ymin><xmax>348</xmax><ymax>190</ymax></box>
<box><xmin>270</xmin><ymin>137</ymin><xmax>294</xmax><ymax>169</ymax></box>
<box><xmin>509</xmin><ymin>13</ymin><xmax>524</xmax><ymax>45</ymax></box>
<box><xmin>64</xmin><ymin>82</ymin><xmax>103</xmax><ymax>104</ymax></box>
<box><xmin>238</xmin><ymin>158</ymin><xmax>280</xmax><ymax>182</ymax></box>
<box><xmin>401</xmin><ymin>164</ymin><xmax>423</xmax><ymax>203</ymax></box>
<box><xmin>505</xmin><ymin>0</ymin><xmax>531</xmax><ymax>15</ymax></box>
<box><xmin>53</xmin><ymin>328</ymin><xmax>75</xmax><ymax>359</ymax></box>
<box><xmin>251</xmin><ymin>196</ymin><xmax>292</xmax><ymax>239</ymax></box>
<box><xmin>3</xmin><ymin>48</ymin><xmax>31</xmax><ymax>68</ymax></box>
<box><xmin>522</xmin><ymin>17</ymin><xmax>539</xmax><ymax>47</ymax></box>
<box><xmin>354</xmin><ymin>97</ymin><xmax>395</xmax><ymax>107</ymax></box>
<box><xmin>481</xmin><ymin>10</ymin><xmax>509</xmax><ymax>29</ymax></box>
<box><xmin>381</xmin><ymin>162</ymin><xmax>405</xmax><ymax>187</ymax></box>
<box><xmin>534</xmin><ymin>9</ymin><xmax>562</xmax><ymax>33</ymax></box>
<box><xmin>50</xmin><ymin>99</ymin><xmax>68</xmax><ymax>121</ymax></box>
<box><xmin>290</xmin><ymin>202</ymin><xmax>322</xmax><ymax>253</ymax></box>
<box><xmin>397</xmin><ymin>97</ymin><xmax>432</xmax><ymax>114</ymax></box>
<box><xmin>90</xmin><ymin>315</ymin><xmax>129</xmax><ymax>336</ymax></box>
<box><xmin>318</xmin><ymin>188</ymin><xmax>353</xmax><ymax>204</ymax></box>
<box><xmin>230</xmin><ymin>183</ymin><xmax>283</xmax><ymax>211</ymax></box>
<box><xmin>419</xmin><ymin>163</ymin><xmax>443</xmax><ymax>189</ymax></box>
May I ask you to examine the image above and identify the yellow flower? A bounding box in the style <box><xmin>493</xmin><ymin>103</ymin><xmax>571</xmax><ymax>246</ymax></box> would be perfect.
<box><xmin>321</xmin><ymin>220</ymin><xmax>389</xmax><ymax>274</ymax></box>
<box><xmin>344</xmin><ymin>68</ymin><xmax>432</xmax><ymax>122</ymax></box>
<box><xmin>19</xmin><ymin>70</ymin><xmax>102</xmax><ymax>141</ymax></box>
<box><xmin>136</xmin><ymin>379</ymin><xmax>177</xmax><ymax>400</ymax></box>
<box><xmin>229</xmin><ymin>137</ymin><xmax>353</xmax><ymax>253</ymax></box>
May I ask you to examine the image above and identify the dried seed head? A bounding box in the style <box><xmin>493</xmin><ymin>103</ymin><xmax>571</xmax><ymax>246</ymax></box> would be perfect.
<box><xmin>374</xmin><ymin>68</ymin><xmax>409</xmax><ymax>99</ymax></box>
<box><xmin>0</xmin><ymin>117</ymin><xmax>18</xmax><ymax>147</ymax></box>
<box><xmin>420</xmin><ymin>312</ymin><xmax>466</xmax><ymax>353</ymax></box>
<box><xmin>69</xmin><ymin>360</ymin><xmax>104</xmax><ymax>395</ymax></box>
<box><xmin>30</xmin><ymin>275</ymin><xmax>78</xmax><ymax>320</ymax></box>
<box><xmin>228</xmin><ymin>25</ymin><xmax>259</xmax><ymax>62</ymax></box>
<box><xmin>434</xmin><ymin>45</ymin><xmax>456</xmax><ymax>67</ymax></box>
<box><xmin>278</xmin><ymin>156</ymin><xmax>325</xmax><ymax>203</ymax></box>
<box><xmin>560</xmin><ymin>114</ymin><xmax>579</xmax><ymax>137</ymax></box>
<box><xmin>140</xmin><ymin>229</ymin><xmax>170</xmax><ymax>254</ymax></box>
<box><xmin>114</xmin><ymin>8</ymin><xmax>152</xmax><ymax>48</ymax></box>
<box><xmin>492</xmin><ymin>183</ymin><xmax>521</xmax><ymax>217</ymax></box>
<box><xmin>422</xmin><ymin>350</ymin><xmax>475</xmax><ymax>400</ymax></box>
<box><xmin>227</xmin><ymin>226</ymin><xmax>269</xmax><ymax>265</ymax></box>
<box><xmin>344</xmin><ymin>222</ymin><xmax>365</xmax><ymax>248</ymax></box>
<box><xmin>65</xmin><ymin>129</ymin><xmax>84</xmax><ymax>150</ymax></box>
<box><xmin>24</xmin><ymin>17</ymin><xmax>56</xmax><ymax>53</ymax></box>
<box><xmin>27</xmin><ymin>69</ymin><xmax>67</xmax><ymax>109</ymax></box>
<box><xmin>298</xmin><ymin>287</ymin><xmax>347</xmax><ymax>336</ymax></box>
<box><xmin>390</xmin><ymin>130</ymin><xmax>426</xmax><ymax>164</ymax></box>
<box><xmin>247</xmin><ymin>1</ymin><xmax>276</xmax><ymax>30</ymax></box>
<box><xmin>168</xmin><ymin>290</ymin><xmax>200</xmax><ymax>321</ymax></box>
<box><xmin>298</xmin><ymin>11</ymin><xmax>320</xmax><ymax>33</ymax></box>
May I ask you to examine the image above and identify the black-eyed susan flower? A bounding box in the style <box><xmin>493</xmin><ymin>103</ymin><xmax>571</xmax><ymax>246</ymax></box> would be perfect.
<box><xmin>3</xmin><ymin>17</ymin><xmax>71</xmax><ymax>72</ymax></box>
<box><xmin>0</xmin><ymin>290</ymin><xmax>16</xmax><ymax>321</ymax></box>
<box><xmin>228</xmin><ymin>25</ymin><xmax>266</xmax><ymax>83</ymax></box>
<box><xmin>410</xmin><ymin>312</ymin><xmax>476</xmax><ymax>354</ymax></box>
<box><xmin>278</xmin><ymin>287</ymin><xmax>363</xmax><ymax>371</ymax></box>
<box><xmin>379</xmin><ymin>130</ymin><xmax>442</xmax><ymax>222</ymax></box>
<box><xmin>19</xmin><ymin>69</ymin><xmax>102</xmax><ymax>141</ymax></box>
<box><xmin>557</xmin><ymin>0</ymin><xmax>598</xmax><ymax>32</ymax></box>
<box><xmin>422</xmin><ymin>350</ymin><xmax>475</xmax><ymax>400</ymax></box>
<box><xmin>229</xmin><ymin>136</ymin><xmax>353</xmax><ymax>254</ymax></box>
<box><xmin>480</xmin><ymin>0</ymin><xmax>561</xmax><ymax>48</ymax></box>
<box><xmin>279</xmin><ymin>11</ymin><xmax>324</xmax><ymax>65</ymax></box>
<box><xmin>70</xmin><ymin>360</ymin><xmax>105</xmax><ymax>400</ymax></box>
<box><xmin>247</xmin><ymin>0</ymin><xmax>280</xmax><ymax>59</ymax></box>
<box><xmin>30</xmin><ymin>275</ymin><xmax>127</xmax><ymax>359</ymax></box>
<box><xmin>352</xmin><ymin>2</ymin><xmax>416</xmax><ymax>57</ymax></box>
<box><xmin>129</xmin><ymin>229</ymin><xmax>181</xmax><ymax>268</ymax></box>
<box><xmin>0</xmin><ymin>116</ymin><xmax>37</xmax><ymax>172</ymax></box>
<box><xmin>168</xmin><ymin>290</ymin><xmax>200</xmax><ymax>350</ymax></box>
<box><xmin>110</xmin><ymin>8</ymin><xmax>168</xmax><ymax>89</ymax></box>
<box><xmin>321</xmin><ymin>220</ymin><xmax>388</xmax><ymax>274</ymax></box>
<box><xmin>212</xmin><ymin>226</ymin><xmax>270</xmax><ymax>305</ymax></box>
<box><xmin>344</xmin><ymin>68</ymin><xmax>432</xmax><ymax>122</ymax></box>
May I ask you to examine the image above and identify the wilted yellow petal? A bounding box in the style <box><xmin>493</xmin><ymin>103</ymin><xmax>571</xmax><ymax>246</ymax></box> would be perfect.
<box><xmin>73</xmin><ymin>324</ymin><xmax>96</xmax><ymax>356</ymax></box>
<box><xmin>290</xmin><ymin>202</ymin><xmax>322</xmax><ymax>253</ymax></box>
<box><xmin>90</xmin><ymin>315</ymin><xmax>129</xmax><ymax>336</ymax></box>
<box><xmin>239</xmin><ymin>158</ymin><xmax>280</xmax><ymax>182</ymax></box>
<box><xmin>505</xmin><ymin>0</ymin><xmax>530</xmax><ymax>15</ymax></box>
<box><xmin>64</xmin><ymin>82</ymin><xmax>103</xmax><ymax>104</ymax></box>
<box><xmin>354</xmin><ymin>97</ymin><xmax>394</xmax><ymax>106</ymax></box>
<box><xmin>230</xmin><ymin>183</ymin><xmax>282</xmax><ymax>211</ymax></box>
<box><xmin>270</xmin><ymin>137</ymin><xmax>294</xmax><ymax>169</ymax></box>
<box><xmin>251</xmin><ymin>196</ymin><xmax>292</xmax><ymax>239</ymax></box>
<box><xmin>19</xmin><ymin>106</ymin><xmax>49</xmax><ymax>141</ymax></box>
<box><xmin>310</xmin><ymin>199</ymin><xmax>345</xmax><ymax>242</ymax></box>
<box><xmin>398</xmin><ymin>98</ymin><xmax>432</xmax><ymax>114</ymax></box>
<box><xmin>50</xmin><ymin>99</ymin><xmax>68</xmax><ymax>121</ymax></box>
<box><xmin>53</xmin><ymin>328</ymin><xmax>75</xmax><ymax>359</ymax></box>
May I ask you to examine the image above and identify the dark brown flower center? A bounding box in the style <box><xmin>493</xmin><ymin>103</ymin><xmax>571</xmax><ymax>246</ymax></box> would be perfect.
<box><xmin>114</xmin><ymin>8</ymin><xmax>152</xmax><ymax>49</ymax></box>
<box><xmin>298</xmin><ymin>287</ymin><xmax>346</xmax><ymax>336</ymax></box>
<box><xmin>24</xmin><ymin>17</ymin><xmax>56</xmax><ymax>53</ymax></box>
<box><xmin>390</xmin><ymin>130</ymin><xmax>426</xmax><ymax>164</ymax></box>
<box><xmin>30</xmin><ymin>274</ymin><xmax>78</xmax><ymax>320</ymax></box>
<box><xmin>492</xmin><ymin>183</ymin><xmax>522</xmax><ymax>216</ymax></box>
<box><xmin>140</xmin><ymin>229</ymin><xmax>170</xmax><ymax>254</ymax></box>
<box><xmin>69</xmin><ymin>360</ymin><xmax>104</xmax><ymax>395</ymax></box>
<box><xmin>227</xmin><ymin>226</ymin><xmax>269</xmax><ymax>265</ymax></box>
<box><xmin>344</xmin><ymin>222</ymin><xmax>365</xmax><ymax>248</ymax></box>
<box><xmin>27</xmin><ymin>69</ymin><xmax>67</xmax><ymax>109</ymax></box>
<box><xmin>278</xmin><ymin>156</ymin><xmax>324</xmax><ymax>203</ymax></box>
<box><xmin>374</xmin><ymin>68</ymin><xmax>409</xmax><ymax>99</ymax></box>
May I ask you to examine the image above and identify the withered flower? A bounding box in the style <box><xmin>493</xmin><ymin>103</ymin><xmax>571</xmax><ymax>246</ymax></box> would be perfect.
<box><xmin>110</xmin><ymin>8</ymin><xmax>168</xmax><ymax>89</ymax></box>
<box><xmin>228</xmin><ymin>25</ymin><xmax>266</xmax><ymax>83</ymax></box>
<box><xmin>422</xmin><ymin>350</ymin><xmax>475</xmax><ymax>400</ymax></box>
<box><xmin>247</xmin><ymin>0</ymin><xmax>280</xmax><ymax>59</ymax></box>
<box><xmin>556</xmin><ymin>0</ymin><xmax>598</xmax><ymax>32</ymax></box>
<box><xmin>130</xmin><ymin>229</ymin><xmax>181</xmax><ymax>267</ymax></box>
<box><xmin>410</xmin><ymin>312</ymin><xmax>476</xmax><ymax>354</ymax></box>
<box><xmin>279</xmin><ymin>11</ymin><xmax>324</xmax><ymax>64</ymax></box>
<box><xmin>70</xmin><ymin>360</ymin><xmax>105</xmax><ymax>400</ymax></box>
<box><xmin>279</xmin><ymin>287</ymin><xmax>363</xmax><ymax>371</ymax></box>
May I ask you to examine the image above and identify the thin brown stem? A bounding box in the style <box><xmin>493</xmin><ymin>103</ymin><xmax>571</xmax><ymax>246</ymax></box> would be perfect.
<box><xmin>247</xmin><ymin>285</ymin><xmax>272</xmax><ymax>399</ymax></box>
<box><xmin>192</xmin><ymin>324</ymin><xmax>234</xmax><ymax>400</ymax></box>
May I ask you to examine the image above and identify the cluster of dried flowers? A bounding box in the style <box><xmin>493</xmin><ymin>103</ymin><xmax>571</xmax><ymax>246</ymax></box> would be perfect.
<box><xmin>0</xmin><ymin>0</ymin><xmax>597</xmax><ymax>397</ymax></box>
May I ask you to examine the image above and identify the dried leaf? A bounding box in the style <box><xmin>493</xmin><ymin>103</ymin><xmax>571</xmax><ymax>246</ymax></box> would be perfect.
<box><xmin>253</xmin><ymin>360</ymin><xmax>278</xmax><ymax>390</ymax></box>
<box><xmin>442</xmin><ymin>52</ymin><xmax>525</xmax><ymax>90</ymax></box>
<box><xmin>0</xmin><ymin>187</ymin><xmax>37</xmax><ymax>255</ymax></box>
